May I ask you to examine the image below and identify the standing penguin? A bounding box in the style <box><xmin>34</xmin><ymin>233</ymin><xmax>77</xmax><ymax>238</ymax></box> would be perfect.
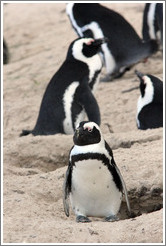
<box><xmin>135</xmin><ymin>70</ymin><xmax>163</xmax><ymax>130</ymax></box>
<box><xmin>142</xmin><ymin>3</ymin><xmax>163</xmax><ymax>49</ymax></box>
<box><xmin>63</xmin><ymin>121</ymin><xmax>131</xmax><ymax>222</ymax></box>
<box><xmin>66</xmin><ymin>3</ymin><xmax>158</xmax><ymax>81</ymax></box>
<box><xmin>20</xmin><ymin>37</ymin><xmax>106</xmax><ymax>136</ymax></box>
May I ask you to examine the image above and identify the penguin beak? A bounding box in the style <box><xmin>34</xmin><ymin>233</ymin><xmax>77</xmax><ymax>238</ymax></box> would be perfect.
<box><xmin>93</xmin><ymin>37</ymin><xmax>108</xmax><ymax>46</ymax></box>
<box><xmin>135</xmin><ymin>70</ymin><xmax>144</xmax><ymax>79</ymax></box>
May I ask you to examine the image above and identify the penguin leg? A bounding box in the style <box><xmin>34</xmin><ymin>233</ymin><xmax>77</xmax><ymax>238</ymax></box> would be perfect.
<box><xmin>105</xmin><ymin>215</ymin><xmax>119</xmax><ymax>222</ymax></box>
<box><xmin>76</xmin><ymin>215</ymin><xmax>91</xmax><ymax>223</ymax></box>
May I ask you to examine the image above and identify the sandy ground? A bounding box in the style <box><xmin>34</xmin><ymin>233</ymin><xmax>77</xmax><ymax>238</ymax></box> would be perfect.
<box><xmin>3</xmin><ymin>2</ymin><xmax>163</xmax><ymax>244</ymax></box>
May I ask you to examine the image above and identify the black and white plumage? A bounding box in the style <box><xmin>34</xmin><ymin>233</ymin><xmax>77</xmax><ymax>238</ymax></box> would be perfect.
<box><xmin>66</xmin><ymin>3</ymin><xmax>158</xmax><ymax>81</ymax></box>
<box><xmin>142</xmin><ymin>3</ymin><xmax>163</xmax><ymax>49</ymax></box>
<box><xmin>20</xmin><ymin>37</ymin><xmax>106</xmax><ymax>136</ymax></box>
<box><xmin>63</xmin><ymin>121</ymin><xmax>131</xmax><ymax>222</ymax></box>
<box><xmin>135</xmin><ymin>70</ymin><xmax>163</xmax><ymax>130</ymax></box>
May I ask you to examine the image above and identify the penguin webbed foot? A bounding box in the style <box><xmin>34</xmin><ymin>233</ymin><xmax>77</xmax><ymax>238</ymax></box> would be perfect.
<box><xmin>105</xmin><ymin>215</ymin><xmax>119</xmax><ymax>222</ymax></box>
<box><xmin>76</xmin><ymin>215</ymin><xmax>91</xmax><ymax>223</ymax></box>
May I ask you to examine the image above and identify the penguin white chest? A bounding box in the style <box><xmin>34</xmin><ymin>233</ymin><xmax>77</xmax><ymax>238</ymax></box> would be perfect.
<box><xmin>63</xmin><ymin>82</ymin><xmax>80</xmax><ymax>134</ymax></box>
<box><xmin>70</xmin><ymin>158</ymin><xmax>122</xmax><ymax>217</ymax></box>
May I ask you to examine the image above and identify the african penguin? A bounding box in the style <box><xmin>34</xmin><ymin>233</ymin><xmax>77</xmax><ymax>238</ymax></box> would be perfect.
<box><xmin>20</xmin><ymin>37</ymin><xmax>106</xmax><ymax>136</ymax></box>
<box><xmin>135</xmin><ymin>70</ymin><xmax>163</xmax><ymax>130</ymax></box>
<box><xmin>142</xmin><ymin>3</ymin><xmax>163</xmax><ymax>49</ymax></box>
<box><xmin>63</xmin><ymin>121</ymin><xmax>131</xmax><ymax>222</ymax></box>
<box><xmin>66</xmin><ymin>3</ymin><xmax>158</xmax><ymax>81</ymax></box>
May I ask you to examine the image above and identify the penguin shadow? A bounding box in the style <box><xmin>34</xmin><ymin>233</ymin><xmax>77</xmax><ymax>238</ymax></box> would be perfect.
<box><xmin>119</xmin><ymin>186</ymin><xmax>163</xmax><ymax>221</ymax></box>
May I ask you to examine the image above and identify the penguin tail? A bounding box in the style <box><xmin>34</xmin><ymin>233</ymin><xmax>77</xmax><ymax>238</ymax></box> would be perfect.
<box><xmin>149</xmin><ymin>39</ymin><xmax>159</xmax><ymax>54</ymax></box>
<box><xmin>19</xmin><ymin>129</ymin><xmax>32</xmax><ymax>137</ymax></box>
<box><xmin>145</xmin><ymin>39</ymin><xmax>159</xmax><ymax>56</ymax></box>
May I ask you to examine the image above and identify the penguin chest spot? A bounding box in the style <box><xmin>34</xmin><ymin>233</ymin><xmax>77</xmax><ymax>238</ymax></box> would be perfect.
<box><xmin>70</xmin><ymin>159</ymin><xmax>122</xmax><ymax>217</ymax></box>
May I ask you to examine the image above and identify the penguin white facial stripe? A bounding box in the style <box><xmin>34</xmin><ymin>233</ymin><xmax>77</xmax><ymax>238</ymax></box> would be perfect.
<box><xmin>72</xmin><ymin>38</ymin><xmax>94</xmax><ymax>62</ymax></box>
<box><xmin>72</xmin><ymin>38</ymin><xmax>102</xmax><ymax>83</ymax></box>
<box><xmin>66</xmin><ymin>3</ymin><xmax>83</xmax><ymax>37</ymax></box>
<box><xmin>147</xmin><ymin>3</ymin><xmax>157</xmax><ymax>39</ymax></box>
<box><xmin>74</xmin><ymin>110</ymin><xmax>86</xmax><ymax>130</ymax></box>
<box><xmin>81</xmin><ymin>22</ymin><xmax>103</xmax><ymax>38</ymax></box>
<box><xmin>82</xmin><ymin>21</ymin><xmax>116</xmax><ymax>75</ymax></box>
<box><xmin>137</xmin><ymin>75</ymin><xmax>154</xmax><ymax>116</ymax></box>
<box><xmin>84</xmin><ymin>125</ymin><xmax>93</xmax><ymax>132</ymax></box>
<box><xmin>83</xmin><ymin>121</ymin><xmax>100</xmax><ymax>132</ymax></box>
<box><xmin>63</xmin><ymin>82</ymin><xmax>79</xmax><ymax>134</ymax></box>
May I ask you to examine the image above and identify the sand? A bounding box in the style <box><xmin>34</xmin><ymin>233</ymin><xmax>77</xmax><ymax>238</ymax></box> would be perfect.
<box><xmin>3</xmin><ymin>2</ymin><xmax>163</xmax><ymax>244</ymax></box>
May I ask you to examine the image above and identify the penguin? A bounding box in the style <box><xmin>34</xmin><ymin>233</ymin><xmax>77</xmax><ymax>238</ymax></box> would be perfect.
<box><xmin>135</xmin><ymin>70</ymin><xmax>163</xmax><ymax>130</ymax></box>
<box><xmin>20</xmin><ymin>37</ymin><xmax>106</xmax><ymax>136</ymax></box>
<box><xmin>63</xmin><ymin>121</ymin><xmax>131</xmax><ymax>222</ymax></box>
<box><xmin>66</xmin><ymin>3</ymin><xmax>158</xmax><ymax>81</ymax></box>
<box><xmin>142</xmin><ymin>3</ymin><xmax>163</xmax><ymax>49</ymax></box>
<box><xmin>3</xmin><ymin>38</ymin><xmax>9</xmax><ymax>64</ymax></box>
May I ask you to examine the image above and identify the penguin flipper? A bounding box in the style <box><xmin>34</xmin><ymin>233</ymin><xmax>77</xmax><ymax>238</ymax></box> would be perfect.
<box><xmin>105</xmin><ymin>141</ymin><xmax>131</xmax><ymax>215</ymax></box>
<box><xmin>63</xmin><ymin>161</ymin><xmax>73</xmax><ymax>217</ymax></box>
<box><xmin>77</xmin><ymin>81</ymin><xmax>101</xmax><ymax>125</ymax></box>
<box><xmin>114</xmin><ymin>164</ymin><xmax>131</xmax><ymax>215</ymax></box>
<box><xmin>63</xmin><ymin>195</ymin><xmax>70</xmax><ymax>217</ymax></box>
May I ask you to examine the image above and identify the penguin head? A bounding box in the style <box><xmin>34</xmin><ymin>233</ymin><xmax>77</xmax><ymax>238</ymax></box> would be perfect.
<box><xmin>135</xmin><ymin>70</ymin><xmax>155</xmax><ymax>99</ymax></box>
<box><xmin>73</xmin><ymin>121</ymin><xmax>102</xmax><ymax>146</ymax></box>
<box><xmin>135</xmin><ymin>70</ymin><xmax>147</xmax><ymax>97</ymax></box>
<box><xmin>135</xmin><ymin>70</ymin><xmax>163</xmax><ymax>102</ymax></box>
<box><xmin>67</xmin><ymin>37</ymin><xmax>106</xmax><ymax>61</ymax></box>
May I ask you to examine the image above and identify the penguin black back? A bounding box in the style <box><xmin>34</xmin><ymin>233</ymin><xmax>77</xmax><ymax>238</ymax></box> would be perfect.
<box><xmin>66</xmin><ymin>3</ymin><xmax>158</xmax><ymax>81</ymax></box>
<box><xmin>20</xmin><ymin>37</ymin><xmax>105</xmax><ymax>136</ymax></box>
<box><xmin>142</xmin><ymin>3</ymin><xmax>163</xmax><ymax>48</ymax></box>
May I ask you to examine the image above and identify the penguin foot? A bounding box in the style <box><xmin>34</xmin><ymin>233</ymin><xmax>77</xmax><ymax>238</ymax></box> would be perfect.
<box><xmin>105</xmin><ymin>215</ymin><xmax>119</xmax><ymax>222</ymax></box>
<box><xmin>76</xmin><ymin>215</ymin><xmax>91</xmax><ymax>223</ymax></box>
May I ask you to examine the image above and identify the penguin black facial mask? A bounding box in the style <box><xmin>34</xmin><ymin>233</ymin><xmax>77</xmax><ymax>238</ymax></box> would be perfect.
<box><xmin>73</xmin><ymin>121</ymin><xmax>101</xmax><ymax>146</ymax></box>
<box><xmin>82</xmin><ymin>38</ymin><xmax>105</xmax><ymax>57</ymax></box>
